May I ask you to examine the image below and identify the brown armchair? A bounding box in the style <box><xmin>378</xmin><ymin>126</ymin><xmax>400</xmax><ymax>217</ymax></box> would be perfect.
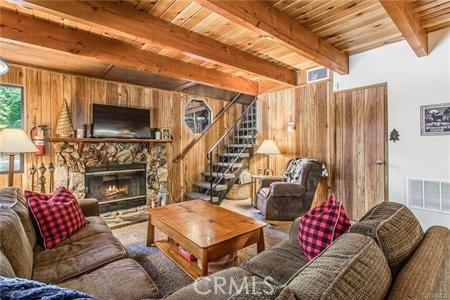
<box><xmin>256</xmin><ymin>158</ymin><xmax>324</xmax><ymax>221</ymax></box>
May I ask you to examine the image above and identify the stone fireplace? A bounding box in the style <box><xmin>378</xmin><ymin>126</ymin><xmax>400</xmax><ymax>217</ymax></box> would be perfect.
<box><xmin>53</xmin><ymin>142</ymin><xmax>168</xmax><ymax>215</ymax></box>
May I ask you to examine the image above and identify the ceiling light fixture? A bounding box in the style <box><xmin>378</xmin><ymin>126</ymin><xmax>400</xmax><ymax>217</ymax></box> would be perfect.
<box><xmin>0</xmin><ymin>59</ymin><xmax>9</xmax><ymax>75</ymax></box>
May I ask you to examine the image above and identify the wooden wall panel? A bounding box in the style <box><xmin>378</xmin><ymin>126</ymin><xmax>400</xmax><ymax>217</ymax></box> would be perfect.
<box><xmin>252</xmin><ymin>81</ymin><xmax>332</xmax><ymax>207</ymax></box>
<box><xmin>0</xmin><ymin>64</ymin><xmax>242</xmax><ymax>203</ymax></box>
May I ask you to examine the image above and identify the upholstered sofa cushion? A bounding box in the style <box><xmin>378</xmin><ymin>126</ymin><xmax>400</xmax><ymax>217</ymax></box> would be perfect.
<box><xmin>0</xmin><ymin>246</ymin><xmax>15</xmax><ymax>277</ymax></box>
<box><xmin>282</xmin><ymin>233</ymin><xmax>391</xmax><ymax>300</ymax></box>
<box><xmin>166</xmin><ymin>267</ymin><xmax>266</xmax><ymax>300</ymax></box>
<box><xmin>32</xmin><ymin>232</ymin><xmax>127</xmax><ymax>284</ymax></box>
<box><xmin>241</xmin><ymin>239</ymin><xmax>308</xmax><ymax>285</ymax></box>
<box><xmin>60</xmin><ymin>258</ymin><xmax>159</xmax><ymax>300</ymax></box>
<box><xmin>350</xmin><ymin>202</ymin><xmax>424</xmax><ymax>275</ymax></box>
<box><xmin>0</xmin><ymin>207</ymin><xmax>33</xmax><ymax>279</ymax></box>
<box><xmin>228</xmin><ymin>282</ymin><xmax>288</xmax><ymax>299</ymax></box>
<box><xmin>42</xmin><ymin>216</ymin><xmax>111</xmax><ymax>248</ymax></box>
<box><xmin>0</xmin><ymin>187</ymin><xmax>37</xmax><ymax>248</ymax></box>
<box><xmin>387</xmin><ymin>226</ymin><xmax>449</xmax><ymax>300</ymax></box>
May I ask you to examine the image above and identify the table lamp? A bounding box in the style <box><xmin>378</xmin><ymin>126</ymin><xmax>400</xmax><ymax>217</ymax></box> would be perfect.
<box><xmin>256</xmin><ymin>139</ymin><xmax>280</xmax><ymax>175</ymax></box>
<box><xmin>0</xmin><ymin>128</ymin><xmax>38</xmax><ymax>187</ymax></box>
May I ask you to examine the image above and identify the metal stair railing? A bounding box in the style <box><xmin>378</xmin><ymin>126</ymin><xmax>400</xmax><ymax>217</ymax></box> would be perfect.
<box><xmin>206</xmin><ymin>96</ymin><xmax>258</xmax><ymax>203</ymax></box>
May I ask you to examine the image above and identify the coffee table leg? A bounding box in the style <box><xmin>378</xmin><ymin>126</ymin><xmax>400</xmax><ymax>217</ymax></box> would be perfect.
<box><xmin>147</xmin><ymin>214</ymin><xmax>154</xmax><ymax>247</ymax></box>
<box><xmin>201</xmin><ymin>251</ymin><xmax>208</xmax><ymax>277</ymax></box>
<box><xmin>257</xmin><ymin>228</ymin><xmax>265</xmax><ymax>253</ymax></box>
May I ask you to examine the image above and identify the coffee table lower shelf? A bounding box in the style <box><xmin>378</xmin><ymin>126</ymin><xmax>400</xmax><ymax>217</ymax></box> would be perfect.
<box><xmin>155</xmin><ymin>241</ymin><xmax>202</xmax><ymax>279</ymax></box>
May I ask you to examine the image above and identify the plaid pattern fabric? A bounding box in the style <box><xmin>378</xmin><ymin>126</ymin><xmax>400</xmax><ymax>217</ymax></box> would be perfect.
<box><xmin>297</xmin><ymin>195</ymin><xmax>350</xmax><ymax>260</ymax></box>
<box><xmin>25</xmin><ymin>188</ymin><xmax>88</xmax><ymax>249</ymax></box>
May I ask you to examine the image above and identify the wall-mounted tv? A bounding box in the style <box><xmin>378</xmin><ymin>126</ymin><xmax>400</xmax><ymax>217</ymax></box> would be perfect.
<box><xmin>93</xmin><ymin>104</ymin><xmax>151</xmax><ymax>138</ymax></box>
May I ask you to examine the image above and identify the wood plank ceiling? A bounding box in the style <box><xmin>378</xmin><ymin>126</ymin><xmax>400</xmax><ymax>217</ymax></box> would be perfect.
<box><xmin>0</xmin><ymin>0</ymin><xmax>449</xmax><ymax>95</ymax></box>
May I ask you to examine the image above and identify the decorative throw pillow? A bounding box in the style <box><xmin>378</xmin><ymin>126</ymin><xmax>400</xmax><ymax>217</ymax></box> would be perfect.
<box><xmin>297</xmin><ymin>195</ymin><xmax>350</xmax><ymax>260</ymax></box>
<box><xmin>25</xmin><ymin>188</ymin><xmax>88</xmax><ymax>249</ymax></box>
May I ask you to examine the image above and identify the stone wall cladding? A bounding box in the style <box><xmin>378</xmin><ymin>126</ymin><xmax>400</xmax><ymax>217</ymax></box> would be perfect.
<box><xmin>53</xmin><ymin>142</ymin><xmax>168</xmax><ymax>206</ymax></box>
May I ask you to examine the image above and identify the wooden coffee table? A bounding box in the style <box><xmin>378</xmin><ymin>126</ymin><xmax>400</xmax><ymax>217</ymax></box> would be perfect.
<box><xmin>146</xmin><ymin>200</ymin><xmax>266</xmax><ymax>278</ymax></box>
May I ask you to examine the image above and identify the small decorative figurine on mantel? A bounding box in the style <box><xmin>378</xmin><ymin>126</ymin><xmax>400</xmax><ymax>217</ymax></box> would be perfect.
<box><xmin>55</xmin><ymin>100</ymin><xmax>74</xmax><ymax>137</ymax></box>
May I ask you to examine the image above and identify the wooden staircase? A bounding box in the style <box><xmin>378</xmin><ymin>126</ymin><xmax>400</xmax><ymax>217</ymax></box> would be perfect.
<box><xmin>185</xmin><ymin>97</ymin><xmax>258</xmax><ymax>204</ymax></box>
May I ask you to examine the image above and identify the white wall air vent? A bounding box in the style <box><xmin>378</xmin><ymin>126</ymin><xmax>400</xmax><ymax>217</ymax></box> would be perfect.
<box><xmin>406</xmin><ymin>177</ymin><xmax>450</xmax><ymax>214</ymax></box>
<box><xmin>307</xmin><ymin>67</ymin><xmax>329</xmax><ymax>84</ymax></box>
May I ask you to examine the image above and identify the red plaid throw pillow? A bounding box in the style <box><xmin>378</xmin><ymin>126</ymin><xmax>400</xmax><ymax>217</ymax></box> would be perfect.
<box><xmin>25</xmin><ymin>188</ymin><xmax>88</xmax><ymax>249</ymax></box>
<box><xmin>297</xmin><ymin>194</ymin><xmax>350</xmax><ymax>260</ymax></box>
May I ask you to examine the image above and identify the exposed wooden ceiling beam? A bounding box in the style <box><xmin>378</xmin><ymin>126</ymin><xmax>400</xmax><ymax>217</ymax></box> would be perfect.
<box><xmin>0</xmin><ymin>8</ymin><xmax>258</xmax><ymax>95</ymax></box>
<box><xmin>20</xmin><ymin>0</ymin><xmax>296</xmax><ymax>86</ymax></box>
<box><xmin>196</xmin><ymin>0</ymin><xmax>349</xmax><ymax>74</ymax></box>
<box><xmin>173</xmin><ymin>82</ymin><xmax>197</xmax><ymax>92</ymax></box>
<box><xmin>379</xmin><ymin>1</ymin><xmax>428</xmax><ymax>57</ymax></box>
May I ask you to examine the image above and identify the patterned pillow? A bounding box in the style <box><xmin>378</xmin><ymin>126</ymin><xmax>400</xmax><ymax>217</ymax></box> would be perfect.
<box><xmin>283</xmin><ymin>159</ymin><xmax>299</xmax><ymax>182</ymax></box>
<box><xmin>297</xmin><ymin>195</ymin><xmax>351</xmax><ymax>260</ymax></box>
<box><xmin>25</xmin><ymin>188</ymin><xmax>88</xmax><ymax>249</ymax></box>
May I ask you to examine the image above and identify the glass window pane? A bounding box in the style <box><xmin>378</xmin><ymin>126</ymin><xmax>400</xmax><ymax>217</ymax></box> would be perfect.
<box><xmin>0</xmin><ymin>84</ymin><xmax>24</xmax><ymax>173</ymax></box>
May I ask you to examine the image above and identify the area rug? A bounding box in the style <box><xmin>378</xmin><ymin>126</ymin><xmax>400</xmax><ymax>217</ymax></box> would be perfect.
<box><xmin>111</xmin><ymin>199</ymin><xmax>292</xmax><ymax>297</ymax></box>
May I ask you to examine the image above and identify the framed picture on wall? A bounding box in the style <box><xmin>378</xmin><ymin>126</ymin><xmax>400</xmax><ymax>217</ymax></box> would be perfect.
<box><xmin>420</xmin><ymin>103</ymin><xmax>450</xmax><ymax>136</ymax></box>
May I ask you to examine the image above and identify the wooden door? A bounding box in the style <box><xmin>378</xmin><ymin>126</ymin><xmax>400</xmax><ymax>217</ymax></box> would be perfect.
<box><xmin>333</xmin><ymin>83</ymin><xmax>388</xmax><ymax>220</ymax></box>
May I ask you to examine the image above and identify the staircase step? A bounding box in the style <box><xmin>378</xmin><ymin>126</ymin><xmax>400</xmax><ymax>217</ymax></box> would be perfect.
<box><xmin>213</xmin><ymin>162</ymin><xmax>243</xmax><ymax>168</ymax></box>
<box><xmin>218</xmin><ymin>152</ymin><xmax>250</xmax><ymax>158</ymax></box>
<box><xmin>237</xmin><ymin>127</ymin><xmax>257</xmax><ymax>132</ymax></box>
<box><xmin>233</xmin><ymin>135</ymin><xmax>254</xmax><ymax>140</ymax></box>
<box><xmin>202</xmin><ymin>172</ymin><xmax>235</xmax><ymax>179</ymax></box>
<box><xmin>185</xmin><ymin>192</ymin><xmax>218</xmax><ymax>202</ymax></box>
<box><xmin>194</xmin><ymin>181</ymin><xmax>228</xmax><ymax>191</ymax></box>
<box><xmin>226</xmin><ymin>144</ymin><xmax>253</xmax><ymax>149</ymax></box>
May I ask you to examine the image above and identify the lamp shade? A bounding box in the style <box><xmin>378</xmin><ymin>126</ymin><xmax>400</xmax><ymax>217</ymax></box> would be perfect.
<box><xmin>256</xmin><ymin>139</ymin><xmax>280</xmax><ymax>155</ymax></box>
<box><xmin>0</xmin><ymin>59</ymin><xmax>8</xmax><ymax>76</ymax></box>
<box><xmin>0</xmin><ymin>129</ymin><xmax>38</xmax><ymax>154</ymax></box>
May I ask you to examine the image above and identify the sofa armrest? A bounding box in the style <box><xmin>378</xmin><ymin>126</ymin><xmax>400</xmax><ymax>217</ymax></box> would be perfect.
<box><xmin>387</xmin><ymin>226</ymin><xmax>449</xmax><ymax>300</ymax></box>
<box><xmin>289</xmin><ymin>217</ymin><xmax>301</xmax><ymax>241</ymax></box>
<box><xmin>269</xmin><ymin>182</ymin><xmax>305</xmax><ymax>197</ymax></box>
<box><xmin>259</xmin><ymin>176</ymin><xmax>283</xmax><ymax>188</ymax></box>
<box><xmin>78</xmin><ymin>198</ymin><xmax>100</xmax><ymax>217</ymax></box>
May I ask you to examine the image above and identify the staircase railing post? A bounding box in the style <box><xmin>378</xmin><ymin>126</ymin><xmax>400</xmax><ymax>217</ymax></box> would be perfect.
<box><xmin>209</xmin><ymin>152</ymin><xmax>213</xmax><ymax>203</ymax></box>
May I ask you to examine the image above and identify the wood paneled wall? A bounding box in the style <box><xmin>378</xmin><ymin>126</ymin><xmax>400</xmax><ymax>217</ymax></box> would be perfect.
<box><xmin>0</xmin><ymin>64</ymin><xmax>243</xmax><ymax>202</ymax></box>
<box><xmin>251</xmin><ymin>81</ymin><xmax>332</xmax><ymax>206</ymax></box>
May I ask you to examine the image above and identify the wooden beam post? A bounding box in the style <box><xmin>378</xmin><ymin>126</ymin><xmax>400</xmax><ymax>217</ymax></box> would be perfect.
<box><xmin>379</xmin><ymin>0</ymin><xmax>428</xmax><ymax>57</ymax></box>
<box><xmin>195</xmin><ymin>0</ymin><xmax>349</xmax><ymax>74</ymax></box>
<box><xmin>0</xmin><ymin>8</ymin><xmax>258</xmax><ymax>95</ymax></box>
<box><xmin>22</xmin><ymin>0</ymin><xmax>297</xmax><ymax>85</ymax></box>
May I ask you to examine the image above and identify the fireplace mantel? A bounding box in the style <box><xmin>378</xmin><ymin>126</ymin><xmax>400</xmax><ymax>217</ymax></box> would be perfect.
<box><xmin>49</xmin><ymin>137</ymin><xmax>172</xmax><ymax>143</ymax></box>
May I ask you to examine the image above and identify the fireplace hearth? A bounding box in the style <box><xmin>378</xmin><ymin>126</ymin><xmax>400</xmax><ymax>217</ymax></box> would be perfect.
<box><xmin>85</xmin><ymin>164</ymin><xmax>147</xmax><ymax>213</ymax></box>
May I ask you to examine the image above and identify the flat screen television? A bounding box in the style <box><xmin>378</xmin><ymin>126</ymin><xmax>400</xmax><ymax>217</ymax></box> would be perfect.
<box><xmin>93</xmin><ymin>104</ymin><xmax>151</xmax><ymax>138</ymax></box>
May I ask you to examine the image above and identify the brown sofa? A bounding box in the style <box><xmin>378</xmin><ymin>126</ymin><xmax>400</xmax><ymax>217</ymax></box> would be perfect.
<box><xmin>256</xmin><ymin>158</ymin><xmax>323</xmax><ymax>221</ymax></box>
<box><xmin>0</xmin><ymin>187</ymin><xmax>159</xmax><ymax>300</ymax></box>
<box><xmin>167</xmin><ymin>202</ymin><xmax>449</xmax><ymax>299</ymax></box>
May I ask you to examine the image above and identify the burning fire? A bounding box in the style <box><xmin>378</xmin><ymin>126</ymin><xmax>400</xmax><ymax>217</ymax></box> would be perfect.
<box><xmin>106</xmin><ymin>185</ymin><xmax>118</xmax><ymax>193</ymax></box>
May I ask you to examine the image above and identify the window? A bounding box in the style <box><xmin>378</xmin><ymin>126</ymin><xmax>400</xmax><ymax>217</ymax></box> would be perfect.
<box><xmin>0</xmin><ymin>84</ymin><xmax>24</xmax><ymax>173</ymax></box>
<box><xmin>184</xmin><ymin>100</ymin><xmax>212</xmax><ymax>134</ymax></box>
